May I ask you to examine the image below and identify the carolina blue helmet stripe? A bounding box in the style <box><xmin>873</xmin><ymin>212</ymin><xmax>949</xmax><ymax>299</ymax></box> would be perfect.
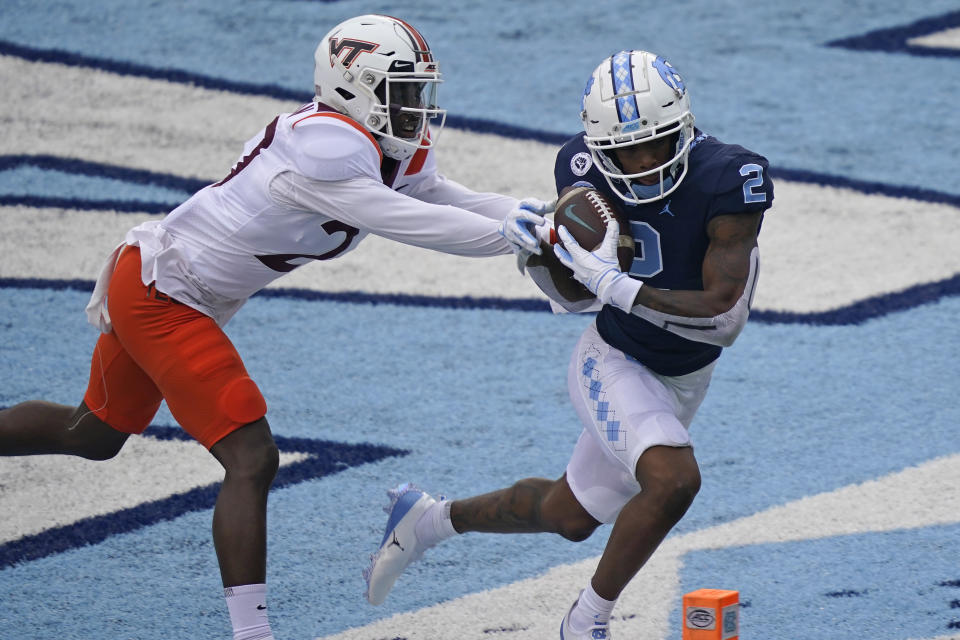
<box><xmin>611</xmin><ymin>51</ymin><xmax>638</xmax><ymax>124</ymax></box>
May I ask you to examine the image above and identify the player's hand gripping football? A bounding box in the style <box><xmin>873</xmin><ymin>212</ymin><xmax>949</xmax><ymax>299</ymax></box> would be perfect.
<box><xmin>498</xmin><ymin>197</ymin><xmax>555</xmax><ymax>273</ymax></box>
<box><xmin>554</xmin><ymin>221</ymin><xmax>642</xmax><ymax>312</ymax></box>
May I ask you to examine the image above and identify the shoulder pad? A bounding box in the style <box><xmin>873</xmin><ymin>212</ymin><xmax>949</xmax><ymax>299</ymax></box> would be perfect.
<box><xmin>691</xmin><ymin>142</ymin><xmax>774</xmax><ymax>215</ymax></box>
<box><xmin>288</xmin><ymin>114</ymin><xmax>382</xmax><ymax>182</ymax></box>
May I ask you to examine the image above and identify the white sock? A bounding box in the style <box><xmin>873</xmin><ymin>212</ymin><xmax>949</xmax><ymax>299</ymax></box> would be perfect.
<box><xmin>569</xmin><ymin>584</ymin><xmax>616</xmax><ymax>632</ymax></box>
<box><xmin>224</xmin><ymin>583</ymin><xmax>274</xmax><ymax>640</ymax></box>
<box><xmin>414</xmin><ymin>499</ymin><xmax>457</xmax><ymax>548</ymax></box>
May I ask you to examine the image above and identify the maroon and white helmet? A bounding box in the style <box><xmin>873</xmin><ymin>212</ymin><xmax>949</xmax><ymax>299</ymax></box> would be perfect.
<box><xmin>314</xmin><ymin>14</ymin><xmax>446</xmax><ymax>160</ymax></box>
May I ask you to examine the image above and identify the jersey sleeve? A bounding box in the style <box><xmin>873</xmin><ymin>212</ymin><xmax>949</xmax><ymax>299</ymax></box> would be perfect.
<box><xmin>403</xmin><ymin>168</ymin><xmax>518</xmax><ymax>221</ymax></box>
<box><xmin>553</xmin><ymin>134</ymin><xmax>603</xmax><ymax>196</ymax></box>
<box><xmin>706</xmin><ymin>153</ymin><xmax>774</xmax><ymax>221</ymax></box>
<box><xmin>270</xmin><ymin>172</ymin><xmax>512</xmax><ymax>257</ymax></box>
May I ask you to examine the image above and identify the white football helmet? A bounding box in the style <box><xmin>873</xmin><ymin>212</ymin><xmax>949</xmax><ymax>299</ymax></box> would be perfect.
<box><xmin>581</xmin><ymin>50</ymin><xmax>695</xmax><ymax>204</ymax></box>
<box><xmin>314</xmin><ymin>14</ymin><xmax>446</xmax><ymax>160</ymax></box>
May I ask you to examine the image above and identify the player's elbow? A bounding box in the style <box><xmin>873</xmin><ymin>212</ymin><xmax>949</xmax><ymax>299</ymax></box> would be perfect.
<box><xmin>714</xmin><ymin>328</ymin><xmax>742</xmax><ymax>348</ymax></box>
<box><xmin>714</xmin><ymin>306</ymin><xmax>750</xmax><ymax>347</ymax></box>
<box><xmin>707</xmin><ymin>286</ymin><xmax>743</xmax><ymax>317</ymax></box>
<box><xmin>707</xmin><ymin>291</ymin><xmax>751</xmax><ymax>347</ymax></box>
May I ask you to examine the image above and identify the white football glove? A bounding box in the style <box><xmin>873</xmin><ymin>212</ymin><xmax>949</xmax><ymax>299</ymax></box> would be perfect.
<box><xmin>554</xmin><ymin>221</ymin><xmax>642</xmax><ymax>312</ymax></box>
<box><xmin>499</xmin><ymin>197</ymin><xmax>556</xmax><ymax>273</ymax></box>
<box><xmin>516</xmin><ymin>196</ymin><xmax>557</xmax><ymax>216</ymax></box>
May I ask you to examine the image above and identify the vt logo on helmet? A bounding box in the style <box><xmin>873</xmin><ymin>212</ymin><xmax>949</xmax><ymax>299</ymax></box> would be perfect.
<box><xmin>327</xmin><ymin>38</ymin><xmax>379</xmax><ymax>69</ymax></box>
<box><xmin>581</xmin><ymin>50</ymin><xmax>696</xmax><ymax>204</ymax></box>
<box><xmin>315</xmin><ymin>14</ymin><xmax>446</xmax><ymax>161</ymax></box>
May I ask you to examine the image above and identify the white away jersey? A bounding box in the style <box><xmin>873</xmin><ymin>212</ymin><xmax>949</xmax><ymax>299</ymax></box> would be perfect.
<box><xmin>87</xmin><ymin>102</ymin><xmax>516</xmax><ymax>329</ymax></box>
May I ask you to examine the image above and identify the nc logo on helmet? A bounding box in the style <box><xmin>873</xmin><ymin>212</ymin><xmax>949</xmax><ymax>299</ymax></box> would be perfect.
<box><xmin>329</xmin><ymin>37</ymin><xmax>379</xmax><ymax>69</ymax></box>
<box><xmin>653</xmin><ymin>56</ymin><xmax>686</xmax><ymax>96</ymax></box>
<box><xmin>581</xmin><ymin>75</ymin><xmax>595</xmax><ymax>113</ymax></box>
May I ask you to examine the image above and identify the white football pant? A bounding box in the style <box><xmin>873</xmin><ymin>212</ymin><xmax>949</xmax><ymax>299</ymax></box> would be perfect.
<box><xmin>565</xmin><ymin>321</ymin><xmax>716</xmax><ymax>523</ymax></box>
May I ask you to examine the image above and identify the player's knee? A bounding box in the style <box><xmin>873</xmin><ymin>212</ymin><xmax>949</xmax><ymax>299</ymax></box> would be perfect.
<box><xmin>557</xmin><ymin>516</ymin><xmax>600</xmax><ymax>542</ymax></box>
<box><xmin>77</xmin><ymin>439</ymin><xmax>126</xmax><ymax>461</ymax></box>
<box><xmin>64</xmin><ymin>410</ymin><xmax>129</xmax><ymax>460</ymax></box>
<box><xmin>260</xmin><ymin>438</ymin><xmax>280</xmax><ymax>481</ymax></box>
<box><xmin>539</xmin><ymin>481</ymin><xmax>600</xmax><ymax>542</ymax></box>
<box><xmin>637</xmin><ymin>447</ymin><xmax>701</xmax><ymax>524</ymax></box>
<box><xmin>651</xmin><ymin>471</ymin><xmax>701</xmax><ymax>524</ymax></box>
<box><xmin>235</xmin><ymin>428</ymin><xmax>279</xmax><ymax>486</ymax></box>
<box><xmin>213</xmin><ymin>418</ymin><xmax>279</xmax><ymax>489</ymax></box>
<box><xmin>241</xmin><ymin>437</ymin><xmax>279</xmax><ymax>487</ymax></box>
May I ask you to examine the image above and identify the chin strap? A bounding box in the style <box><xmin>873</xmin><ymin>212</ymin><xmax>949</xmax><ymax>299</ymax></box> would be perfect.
<box><xmin>377</xmin><ymin>135</ymin><xmax>417</xmax><ymax>161</ymax></box>
<box><xmin>630</xmin><ymin>174</ymin><xmax>674</xmax><ymax>200</ymax></box>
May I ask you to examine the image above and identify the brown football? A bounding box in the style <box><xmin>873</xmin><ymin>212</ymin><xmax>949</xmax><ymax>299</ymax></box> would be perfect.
<box><xmin>553</xmin><ymin>186</ymin><xmax>635</xmax><ymax>273</ymax></box>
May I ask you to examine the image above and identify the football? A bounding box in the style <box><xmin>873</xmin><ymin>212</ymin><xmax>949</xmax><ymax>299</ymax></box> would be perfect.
<box><xmin>553</xmin><ymin>186</ymin><xmax>635</xmax><ymax>272</ymax></box>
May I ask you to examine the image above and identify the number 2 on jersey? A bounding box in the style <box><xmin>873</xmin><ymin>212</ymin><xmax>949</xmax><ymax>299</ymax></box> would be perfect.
<box><xmin>739</xmin><ymin>163</ymin><xmax>767</xmax><ymax>204</ymax></box>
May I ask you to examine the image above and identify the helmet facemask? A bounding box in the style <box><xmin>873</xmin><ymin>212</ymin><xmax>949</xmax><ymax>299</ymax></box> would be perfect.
<box><xmin>368</xmin><ymin>68</ymin><xmax>445</xmax><ymax>160</ymax></box>
<box><xmin>590</xmin><ymin>116</ymin><xmax>694</xmax><ymax>203</ymax></box>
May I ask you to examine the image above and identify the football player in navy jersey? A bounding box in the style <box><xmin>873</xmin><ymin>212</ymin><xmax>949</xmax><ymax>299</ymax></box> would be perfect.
<box><xmin>365</xmin><ymin>50</ymin><xmax>772</xmax><ymax>639</ymax></box>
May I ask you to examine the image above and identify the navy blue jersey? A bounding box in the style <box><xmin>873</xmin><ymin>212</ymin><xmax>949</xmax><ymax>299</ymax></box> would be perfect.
<box><xmin>554</xmin><ymin>130</ymin><xmax>774</xmax><ymax>376</ymax></box>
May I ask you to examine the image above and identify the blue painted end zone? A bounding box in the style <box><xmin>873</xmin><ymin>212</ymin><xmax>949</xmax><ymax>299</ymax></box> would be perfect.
<box><xmin>0</xmin><ymin>287</ymin><xmax>958</xmax><ymax>638</ymax></box>
<box><xmin>677</xmin><ymin>524</ymin><xmax>960</xmax><ymax>640</ymax></box>
<box><xmin>2</xmin><ymin>3</ymin><xmax>959</xmax><ymax>635</ymax></box>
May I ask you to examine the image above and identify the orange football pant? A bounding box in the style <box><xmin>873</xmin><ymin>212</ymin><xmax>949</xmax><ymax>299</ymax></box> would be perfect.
<box><xmin>83</xmin><ymin>246</ymin><xmax>267</xmax><ymax>449</ymax></box>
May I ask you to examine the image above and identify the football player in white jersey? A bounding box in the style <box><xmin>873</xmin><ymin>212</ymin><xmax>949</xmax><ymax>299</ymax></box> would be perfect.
<box><xmin>0</xmin><ymin>14</ymin><xmax>550</xmax><ymax>640</ymax></box>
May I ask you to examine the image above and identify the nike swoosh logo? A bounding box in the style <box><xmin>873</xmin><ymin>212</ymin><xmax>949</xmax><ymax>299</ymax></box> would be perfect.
<box><xmin>562</xmin><ymin>205</ymin><xmax>599</xmax><ymax>232</ymax></box>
